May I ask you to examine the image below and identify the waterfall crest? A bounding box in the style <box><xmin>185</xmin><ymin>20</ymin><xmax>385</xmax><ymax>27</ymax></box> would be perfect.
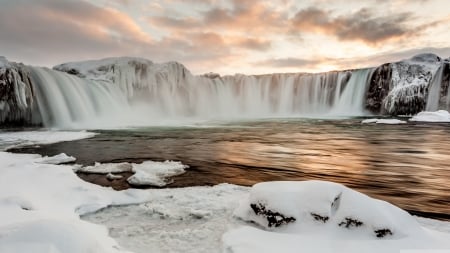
<box><xmin>25</xmin><ymin>59</ymin><xmax>373</xmax><ymax>128</ymax></box>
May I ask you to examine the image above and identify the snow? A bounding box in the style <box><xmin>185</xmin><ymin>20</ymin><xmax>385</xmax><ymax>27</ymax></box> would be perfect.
<box><xmin>76</xmin><ymin>162</ymin><xmax>133</xmax><ymax>174</ymax></box>
<box><xmin>0</xmin><ymin>130</ymin><xmax>449</xmax><ymax>253</ymax></box>
<box><xmin>410</xmin><ymin>110</ymin><xmax>450</xmax><ymax>122</ymax></box>
<box><xmin>0</xmin><ymin>151</ymin><xmax>149</xmax><ymax>253</ymax></box>
<box><xmin>362</xmin><ymin>118</ymin><xmax>407</xmax><ymax>124</ymax></box>
<box><xmin>34</xmin><ymin>153</ymin><xmax>76</xmax><ymax>164</ymax></box>
<box><xmin>226</xmin><ymin>180</ymin><xmax>450</xmax><ymax>253</ymax></box>
<box><xmin>127</xmin><ymin>160</ymin><xmax>188</xmax><ymax>187</ymax></box>
<box><xmin>0</xmin><ymin>130</ymin><xmax>97</xmax><ymax>151</ymax></box>
<box><xmin>76</xmin><ymin>160</ymin><xmax>188</xmax><ymax>187</ymax></box>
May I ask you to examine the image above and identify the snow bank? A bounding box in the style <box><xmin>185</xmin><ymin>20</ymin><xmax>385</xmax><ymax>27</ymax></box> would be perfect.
<box><xmin>226</xmin><ymin>181</ymin><xmax>450</xmax><ymax>253</ymax></box>
<box><xmin>410</xmin><ymin>110</ymin><xmax>450</xmax><ymax>122</ymax></box>
<box><xmin>76</xmin><ymin>160</ymin><xmax>189</xmax><ymax>187</ymax></box>
<box><xmin>0</xmin><ymin>151</ymin><xmax>149</xmax><ymax>253</ymax></box>
<box><xmin>362</xmin><ymin>118</ymin><xmax>406</xmax><ymax>124</ymax></box>
<box><xmin>0</xmin><ymin>130</ymin><xmax>97</xmax><ymax>151</ymax></box>
<box><xmin>34</xmin><ymin>153</ymin><xmax>76</xmax><ymax>164</ymax></box>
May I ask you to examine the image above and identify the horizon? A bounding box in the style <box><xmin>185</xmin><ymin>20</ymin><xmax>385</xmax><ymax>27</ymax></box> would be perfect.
<box><xmin>1</xmin><ymin>0</ymin><xmax>449</xmax><ymax>75</ymax></box>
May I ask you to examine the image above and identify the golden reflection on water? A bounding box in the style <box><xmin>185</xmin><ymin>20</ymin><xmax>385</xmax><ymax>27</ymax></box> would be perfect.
<box><xmin>213</xmin><ymin>122</ymin><xmax>450</xmax><ymax>216</ymax></box>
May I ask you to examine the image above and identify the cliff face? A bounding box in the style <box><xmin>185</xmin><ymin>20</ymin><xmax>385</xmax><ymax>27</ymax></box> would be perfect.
<box><xmin>0</xmin><ymin>57</ymin><xmax>41</xmax><ymax>126</ymax></box>
<box><xmin>365</xmin><ymin>54</ymin><xmax>445</xmax><ymax>115</ymax></box>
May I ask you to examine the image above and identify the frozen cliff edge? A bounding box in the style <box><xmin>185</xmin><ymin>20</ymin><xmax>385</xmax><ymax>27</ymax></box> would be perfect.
<box><xmin>0</xmin><ymin>57</ymin><xmax>40</xmax><ymax>126</ymax></box>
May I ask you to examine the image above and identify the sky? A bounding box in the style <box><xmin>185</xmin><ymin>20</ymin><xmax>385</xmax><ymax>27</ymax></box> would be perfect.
<box><xmin>0</xmin><ymin>0</ymin><xmax>449</xmax><ymax>75</ymax></box>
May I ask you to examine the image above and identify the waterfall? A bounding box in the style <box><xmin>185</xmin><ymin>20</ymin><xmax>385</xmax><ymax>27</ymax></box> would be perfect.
<box><xmin>2</xmin><ymin>58</ymin><xmax>376</xmax><ymax>128</ymax></box>
<box><xmin>426</xmin><ymin>64</ymin><xmax>444</xmax><ymax>111</ymax></box>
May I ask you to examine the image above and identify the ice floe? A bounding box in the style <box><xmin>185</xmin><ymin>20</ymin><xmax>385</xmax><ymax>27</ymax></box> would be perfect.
<box><xmin>361</xmin><ymin>118</ymin><xmax>407</xmax><ymax>124</ymax></box>
<box><xmin>34</xmin><ymin>153</ymin><xmax>76</xmax><ymax>165</ymax></box>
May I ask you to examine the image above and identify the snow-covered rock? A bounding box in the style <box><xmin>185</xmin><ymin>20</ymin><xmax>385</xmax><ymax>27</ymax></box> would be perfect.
<box><xmin>226</xmin><ymin>180</ymin><xmax>450</xmax><ymax>253</ymax></box>
<box><xmin>409</xmin><ymin>110</ymin><xmax>450</xmax><ymax>122</ymax></box>
<box><xmin>76</xmin><ymin>162</ymin><xmax>133</xmax><ymax>174</ymax></box>
<box><xmin>361</xmin><ymin>118</ymin><xmax>406</xmax><ymax>124</ymax></box>
<box><xmin>54</xmin><ymin>57</ymin><xmax>193</xmax><ymax>99</ymax></box>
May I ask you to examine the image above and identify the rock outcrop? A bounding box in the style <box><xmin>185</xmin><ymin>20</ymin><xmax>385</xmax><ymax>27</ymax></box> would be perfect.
<box><xmin>0</xmin><ymin>57</ymin><xmax>40</xmax><ymax>126</ymax></box>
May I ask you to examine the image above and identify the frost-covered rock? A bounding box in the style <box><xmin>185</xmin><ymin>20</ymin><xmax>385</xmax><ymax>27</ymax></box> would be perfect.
<box><xmin>226</xmin><ymin>180</ymin><xmax>450</xmax><ymax>253</ymax></box>
<box><xmin>409</xmin><ymin>110</ymin><xmax>450</xmax><ymax>122</ymax></box>
<box><xmin>0</xmin><ymin>57</ymin><xmax>40</xmax><ymax>126</ymax></box>
<box><xmin>54</xmin><ymin>57</ymin><xmax>193</xmax><ymax>99</ymax></box>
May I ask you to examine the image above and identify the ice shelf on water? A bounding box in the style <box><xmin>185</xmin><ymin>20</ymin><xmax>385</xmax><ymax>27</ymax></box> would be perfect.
<box><xmin>410</xmin><ymin>110</ymin><xmax>450</xmax><ymax>122</ymax></box>
<box><xmin>0</xmin><ymin>130</ymin><xmax>97</xmax><ymax>151</ymax></box>
<box><xmin>361</xmin><ymin>118</ymin><xmax>407</xmax><ymax>124</ymax></box>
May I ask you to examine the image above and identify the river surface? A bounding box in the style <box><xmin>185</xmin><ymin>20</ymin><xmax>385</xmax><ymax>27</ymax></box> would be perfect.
<box><xmin>11</xmin><ymin>118</ymin><xmax>450</xmax><ymax>219</ymax></box>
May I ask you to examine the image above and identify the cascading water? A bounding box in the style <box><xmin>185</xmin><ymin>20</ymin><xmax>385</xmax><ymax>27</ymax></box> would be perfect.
<box><xmin>24</xmin><ymin>61</ymin><xmax>375</xmax><ymax>128</ymax></box>
<box><xmin>426</xmin><ymin>64</ymin><xmax>444</xmax><ymax>111</ymax></box>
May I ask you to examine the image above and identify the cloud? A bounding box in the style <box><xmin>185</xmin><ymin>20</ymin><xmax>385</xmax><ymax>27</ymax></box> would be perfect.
<box><xmin>0</xmin><ymin>0</ymin><xmax>151</xmax><ymax>66</ymax></box>
<box><xmin>257</xmin><ymin>57</ymin><xmax>325</xmax><ymax>68</ymax></box>
<box><xmin>291</xmin><ymin>7</ymin><xmax>415</xmax><ymax>44</ymax></box>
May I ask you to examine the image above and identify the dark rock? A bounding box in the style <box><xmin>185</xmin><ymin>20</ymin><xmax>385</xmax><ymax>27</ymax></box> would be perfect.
<box><xmin>374</xmin><ymin>228</ymin><xmax>393</xmax><ymax>238</ymax></box>
<box><xmin>250</xmin><ymin>203</ymin><xmax>296</xmax><ymax>228</ymax></box>
<box><xmin>0</xmin><ymin>62</ymin><xmax>42</xmax><ymax>127</ymax></box>
<box><xmin>365</xmin><ymin>63</ymin><xmax>391</xmax><ymax>114</ymax></box>
<box><xmin>311</xmin><ymin>213</ymin><xmax>329</xmax><ymax>223</ymax></box>
<box><xmin>338</xmin><ymin>217</ymin><xmax>364</xmax><ymax>228</ymax></box>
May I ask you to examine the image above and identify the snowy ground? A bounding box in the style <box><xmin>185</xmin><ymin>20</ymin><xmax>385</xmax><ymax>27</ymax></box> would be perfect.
<box><xmin>0</xmin><ymin>130</ymin><xmax>449</xmax><ymax>253</ymax></box>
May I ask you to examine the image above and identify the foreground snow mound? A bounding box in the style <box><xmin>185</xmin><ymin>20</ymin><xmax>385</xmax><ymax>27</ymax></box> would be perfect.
<box><xmin>227</xmin><ymin>181</ymin><xmax>450</xmax><ymax>253</ymax></box>
<box><xmin>410</xmin><ymin>110</ymin><xmax>450</xmax><ymax>122</ymax></box>
<box><xmin>361</xmin><ymin>118</ymin><xmax>406</xmax><ymax>124</ymax></box>
<box><xmin>0</xmin><ymin>151</ymin><xmax>149</xmax><ymax>253</ymax></box>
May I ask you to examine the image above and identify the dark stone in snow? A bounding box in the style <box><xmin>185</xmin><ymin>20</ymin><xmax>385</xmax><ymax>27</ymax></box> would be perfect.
<box><xmin>250</xmin><ymin>203</ymin><xmax>296</xmax><ymax>228</ymax></box>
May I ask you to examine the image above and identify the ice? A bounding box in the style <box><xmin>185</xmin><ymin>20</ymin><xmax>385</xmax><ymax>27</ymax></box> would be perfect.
<box><xmin>0</xmin><ymin>151</ymin><xmax>150</xmax><ymax>253</ymax></box>
<box><xmin>127</xmin><ymin>160</ymin><xmax>189</xmax><ymax>187</ymax></box>
<box><xmin>410</xmin><ymin>110</ymin><xmax>450</xmax><ymax>122</ymax></box>
<box><xmin>76</xmin><ymin>162</ymin><xmax>133</xmax><ymax>174</ymax></box>
<box><xmin>34</xmin><ymin>153</ymin><xmax>76</xmax><ymax>164</ymax></box>
<box><xmin>76</xmin><ymin>160</ymin><xmax>188</xmax><ymax>187</ymax></box>
<box><xmin>0</xmin><ymin>130</ymin><xmax>97</xmax><ymax>151</ymax></box>
<box><xmin>362</xmin><ymin>118</ymin><xmax>406</xmax><ymax>124</ymax></box>
<box><xmin>225</xmin><ymin>180</ymin><xmax>450</xmax><ymax>253</ymax></box>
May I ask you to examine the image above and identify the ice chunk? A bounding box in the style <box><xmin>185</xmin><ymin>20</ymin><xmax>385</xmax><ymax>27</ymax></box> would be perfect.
<box><xmin>34</xmin><ymin>153</ymin><xmax>76</xmax><ymax>165</ymax></box>
<box><xmin>76</xmin><ymin>162</ymin><xmax>133</xmax><ymax>174</ymax></box>
<box><xmin>409</xmin><ymin>110</ymin><xmax>450</xmax><ymax>122</ymax></box>
<box><xmin>127</xmin><ymin>160</ymin><xmax>188</xmax><ymax>187</ymax></box>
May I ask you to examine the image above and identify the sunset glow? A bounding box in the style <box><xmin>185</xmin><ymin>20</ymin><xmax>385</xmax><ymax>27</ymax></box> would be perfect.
<box><xmin>1</xmin><ymin>0</ymin><xmax>449</xmax><ymax>75</ymax></box>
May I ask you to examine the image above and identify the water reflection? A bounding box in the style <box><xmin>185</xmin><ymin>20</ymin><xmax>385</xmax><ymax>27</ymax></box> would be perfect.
<box><xmin>12</xmin><ymin>119</ymin><xmax>450</xmax><ymax>218</ymax></box>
